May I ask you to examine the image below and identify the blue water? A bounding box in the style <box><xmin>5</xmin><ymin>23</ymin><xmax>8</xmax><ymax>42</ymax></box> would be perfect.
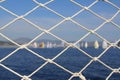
<box><xmin>0</xmin><ymin>47</ymin><xmax>120</xmax><ymax>80</ymax></box>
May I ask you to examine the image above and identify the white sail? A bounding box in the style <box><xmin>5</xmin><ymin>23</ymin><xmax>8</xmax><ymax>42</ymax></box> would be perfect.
<box><xmin>102</xmin><ymin>41</ymin><xmax>108</xmax><ymax>49</ymax></box>
<box><xmin>81</xmin><ymin>42</ymin><xmax>84</xmax><ymax>48</ymax></box>
<box><xmin>33</xmin><ymin>42</ymin><xmax>38</xmax><ymax>48</ymax></box>
<box><xmin>61</xmin><ymin>42</ymin><xmax>65</xmax><ymax>47</ymax></box>
<box><xmin>46</xmin><ymin>42</ymin><xmax>52</xmax><ymax>48</ymax></box>
<box><xmin>46</xmin><ymin>42</ymin><xmax>49</xmax><ymax>48</ymax></box>
<box><xmin>94</xmin><ymin>40</ymin><xmax>99</xmax><ymax>49</ymax></box>
<box><xmin>85</xmin><ymin>42</ymin><xmax>88</xmax><ymax>48</ymax></box>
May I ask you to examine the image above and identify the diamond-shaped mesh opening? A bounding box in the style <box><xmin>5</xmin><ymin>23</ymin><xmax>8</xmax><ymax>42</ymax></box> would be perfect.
<box><xmin>109</xmin><ymin>73</ymin><xmax>120</xmax><ymax>80</ymax></box>
<box><xmin>26</xmin><ymin>7</ymin><xmax>63</xmax><ymax>29</ymax></box>
<box><xmin>0</xmin><ymin>66</ymin><xmax>20</xmax><ymax>80</ymax></box>
<box><xmin>1</xmin><ymin>0</ymin><xmax>37</xmax><ymax>15</ymax></box>
<box><xmin>78</xmin><ymin>34</ymin><xmax>105</xmax><ymax>57</ymax></box>
<box><xmin>54</xmin><ymin>48</ymin><xmax>91</xmax><ymax>72</ymax></box>
<box><xmin>73</xmin><ymin>10</ymin><xmax>104</xmax><ymax>30</ymax></box>
<box><xmin>2</xmin><ymin>49</ymin><xmax>45</xmax><ymax>75</ymax></box>
<box><xmin>96</xmin><ymin>23</ymin><xmax>120</xmax><ymax>42</ymax></box>
<box><xmin>100</xmin><ymin>47</ymin><xmax>120</xmax><ymax>68</ymax></box>
<box><xmin>1</xmin><ymin>19</ymin><xmax>42</xmax><ymax>44</ymax></box>
<box><xmin>31</xmin><ymin>63</ymin><xmax>71</xmax><ymax>80</ymax></box>
<box><xmin>91</xmin><ymin>1</ymin><xmax>118</xmax><ymax>19</ymax></box>
<box><xmin>83</xmin><ymin>61</ymin><xmax>111</xmax><ymax>80</ymax></box>
<box><xmin>47</xmin><ymin>0</ymin><xmax>81</xmax><ymax>17</ymax></box>
<box><xmin>51</xmin><ymin>21</ymin><xmax>88</xmax><ymax>41</ymax></box>
<box><xmin>0</xmin><ymin>9</ymin><xmax>15</xmax><ymax>28</ymax></box>
<box><xmin>31</xmin><ymin>33</ymin><xmax>66</xmax><ymax>58</ymax></box>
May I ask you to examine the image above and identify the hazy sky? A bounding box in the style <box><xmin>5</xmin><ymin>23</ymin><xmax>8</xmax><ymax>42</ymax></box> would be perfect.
<box><xmin>0</xmin><ymin>0</ymin><xmax>120</xmax><ymax>42</ymax></box>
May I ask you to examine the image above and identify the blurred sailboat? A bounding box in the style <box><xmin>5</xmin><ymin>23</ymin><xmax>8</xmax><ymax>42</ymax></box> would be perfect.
<box><xmin>94</xmin><ymin>40</ymin><xmax>99</xmax><ymax>49</ymax></box>
<box><xmin>33</xmin><ymin>42</ymin><xmax>38</xmax><ymax>48</ymax></box>
<box><xmin>85</xmin><ymin>42</ymin><xmax>88</xmax><ymax>48</ymax></box>
<box><xmin>81</xmin><ymin>42</ymin><xmax>84</xmax><ymax>48</ymax></box>
<box><xmin>102</xmin><ymin>41</ymin><xmax>108</xmax><ymax>49</ymax></box>
<box><xmin>39</xmin><ymin>42</ymin><xmax>45</xmax><ymax>48</ymax></box>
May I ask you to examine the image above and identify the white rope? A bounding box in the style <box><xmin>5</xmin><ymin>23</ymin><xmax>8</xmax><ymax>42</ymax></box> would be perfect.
<box><xmin>21</xmin><ymin>75</ymin><xmax>31</xmax><ymax>80</ymax></box>
<box><xmin>0</xmin><ymin>0</ymin><xmax>119</xmax><ymax>80</ymax></box>
<box><xmin>0</xmin><ymin>0</ymin><xmax>5</xmax><ymax>3</ymax></box>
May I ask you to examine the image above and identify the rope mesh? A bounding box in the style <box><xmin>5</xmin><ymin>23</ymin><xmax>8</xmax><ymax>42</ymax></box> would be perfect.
<box><xmin>0</xmin><ymin>0</ymin><xmax>120</xmax><ymax>80</ymax></box>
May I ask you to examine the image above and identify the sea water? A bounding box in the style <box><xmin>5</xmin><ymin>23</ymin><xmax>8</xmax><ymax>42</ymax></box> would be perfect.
<box><xmin>0</xmin><ymin>47</ymin><xmax>120</xmax><ymax>80</ymax></box>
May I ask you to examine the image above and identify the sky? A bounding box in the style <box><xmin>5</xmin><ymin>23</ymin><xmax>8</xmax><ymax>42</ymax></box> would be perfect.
<box><xmin>0</xmin><ymin>0</ymin><xmax>120</xmax><ymax>42</ymax></box>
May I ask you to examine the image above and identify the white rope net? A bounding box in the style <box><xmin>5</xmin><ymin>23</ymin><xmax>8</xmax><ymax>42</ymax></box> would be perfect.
<box><xmin>0</xmin><ymin>0</ymin><xmax>120</xmax><ymax>80</ymax></box>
